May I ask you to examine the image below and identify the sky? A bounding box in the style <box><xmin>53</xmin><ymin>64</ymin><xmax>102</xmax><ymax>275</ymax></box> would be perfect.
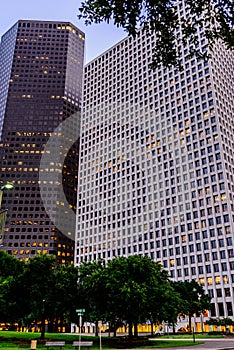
<box><xmin>0</xmin><ymin>0</ymin><xmax>126</xmax><ymax>63</ymax></box>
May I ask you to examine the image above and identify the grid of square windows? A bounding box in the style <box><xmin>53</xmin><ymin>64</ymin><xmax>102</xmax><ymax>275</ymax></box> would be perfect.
<box><xmin>76</xmin><ymin>1</ymin><xmax>234</xmax><ymax>319</ymax></box>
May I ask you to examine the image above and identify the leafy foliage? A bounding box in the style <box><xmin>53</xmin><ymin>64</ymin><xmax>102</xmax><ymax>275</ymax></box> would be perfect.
<box><xmin>173</xmin><ymin>280</ymin><xmax>211</xmax><ymax>330</ymax></box>
<box><xmin>0</xmin><ymin>253</ymin><xmax>80</xmax><ymax>334</ymax></box>
<box><xmin>53</xmin><ymin>263</ymin><xmax>80</xmax><ymax>325</ymax></box>
<box><xmin>0</xmin><ymin>253</ymin><xmax>211</xmax><ymax>337</ymax></box>
<box><xmin>0</xmin><ymin>252</ymin><xmax>25</xmax><ymax>323</ymax></box>
<box><xmin>78</xmin><ymin>0</ymin><xmax>234</xmax><ymax>67</ymax></box>
<box><xmin>78</xmin><ymin>255</ymin><xmax>182</xmax><ymax>337</ymax></box>
<box><xmin>0</xmin><ymin>251</ymin><xmax>24</xmax><ymax>278</ymax></box>
<box><xmin>207</xmin><ymin>317</ymin><xmax>234</xmax><ymax>327</ymax></box>
<box><xmin>77</xmin><ymin>259</ymin><xmax>108</xmax><ymax>323</ymax></box>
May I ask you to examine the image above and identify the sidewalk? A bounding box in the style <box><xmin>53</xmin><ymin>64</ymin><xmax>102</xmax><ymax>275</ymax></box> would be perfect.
<box><xmin>124</xmin><ymin>338</ymin><xmax>234</xmax><ymax>350</ymax></box>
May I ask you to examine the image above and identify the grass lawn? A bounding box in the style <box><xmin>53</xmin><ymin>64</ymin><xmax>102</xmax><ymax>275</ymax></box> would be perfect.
<box><xmin>0</xmin><ymin>331</ymin><xmax>207</xmax><ymax>349</ymax></box>
<box><xmin>159</xmin><ymin>333</ymin><xmax>224</xmax><ymax>339</ymax></box>
<box><xmin>0</xmin><ymin>342</ymin><xmax>28</xmax><ymax>349</ymax></box>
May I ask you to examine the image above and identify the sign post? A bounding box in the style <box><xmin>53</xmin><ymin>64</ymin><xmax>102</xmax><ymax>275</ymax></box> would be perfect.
<box><xmin>76</xmin><ymin>309</ymin><xmax>85</xmax><ymax>350</ymax></box>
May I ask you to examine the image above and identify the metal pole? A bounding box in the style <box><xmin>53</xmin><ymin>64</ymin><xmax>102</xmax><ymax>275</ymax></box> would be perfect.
<box><xmin>193</xmin><ymin>315</ymin><xmax>196</xmax><ymax>342</ymax></box>
<box><xmin>41</xmin><ymin>299</ymin><xmax>45</xmax><ymax>340</ymax></box>
<box><xmin>0</xmin><ymin>183</ymin><xmax>14</xmax><ymax>245</ymax></box>
<box><xmin>98</xmin><ymin>321</ymin><xmax>102</xmax><ymax>350</ymax></box>
<box><xmin>0</xmin><ymin>191</ymin><xmax>2</xmax><ymax>208</ymax></box>
<box><xmin>79</xmin><ymin>315</ymin><xmax>82</xmax><ymax>350</ymax></box>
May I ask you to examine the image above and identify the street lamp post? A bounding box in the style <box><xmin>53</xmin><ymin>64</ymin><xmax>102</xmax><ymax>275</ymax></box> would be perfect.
<box><xmin>0</xmin><ymin>182</ymin><xmax>14</xmax><ymax>207</ymax></box>
<box><xmin>193</xmin><ymin>314</ymin><xmax>196</xmax><ymax>342</ymax></box>
<box><xmin>98</xmin><ymin>320</ymin><xmax>102</xmax><ymax>350</ymax></box>
<box><xmin>198</xmin><ymin>294</ymin><xmax>204</xmax><ymax>333</ymax></box>
<box><xmin>41</xmin><ymin>299</ymin><xmax>46</xmax><ymax>340</ymax></box>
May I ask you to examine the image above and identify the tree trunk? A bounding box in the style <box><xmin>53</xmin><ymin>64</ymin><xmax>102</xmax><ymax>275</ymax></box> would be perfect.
<box><xmin>95</xmin><ymin>320</ymin><xmax>98</xmax><ymax>336</ymax></box>
<box><xmin>114</xmin><ymin>320</ymin><xmax>117</xmax><ymax>337</ymax></box>
<box><xmin>188</xmin><ymin>314</ymin><xmax>192</xmax><ymax>332</ymax></box>
<box><xmin>60</xmin><ymin>317</ymin><xmax>64</xmax><ymax>332</ymax></box>
<box><xmin>172</xmin><ymin>322</ymin><xmax>176</xmax><ymax>334</ymax></box>
<box><xmin>151</xmin><ymin>321</ymin><xmax>154</xmax><ymax>336</ymax></box>
<box><xmin>134</xmin><ymin>322</ymin><xmax>138</xmax><ymax>337</ymax></box>
<box><xmin>18</xmin><ymin>320</ymin><xmax>22</xmax><ymax>332</ymax></box>
<box><xmin>128</xmin><ymin>320</ymin><xmax>133</xmax><ymax>338</ymax></box>
<box><xmin>47</xmin><ymin>319</ymin><xmax>52</xmax><ymax>333</ymax></box>
<box><xmin>40</xmin><ymin>318</ymin><xmax>45</xmax><ymax>339</ymax></box>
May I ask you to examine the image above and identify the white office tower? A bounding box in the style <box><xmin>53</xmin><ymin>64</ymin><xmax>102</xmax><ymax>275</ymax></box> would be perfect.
<box><xmin>76</xmin><ymin>2</ymin><xmax>234</xmax><ymax>318</ymax></box>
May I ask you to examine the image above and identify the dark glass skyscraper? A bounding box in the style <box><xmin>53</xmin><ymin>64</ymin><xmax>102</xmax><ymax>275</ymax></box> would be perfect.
<box><xmin>0</xmin><ymin>20</ymin><xmax>85</xmax><ymax>263</ymax></box>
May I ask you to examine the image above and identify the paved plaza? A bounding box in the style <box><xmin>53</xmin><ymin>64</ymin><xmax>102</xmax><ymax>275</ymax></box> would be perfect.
<box><xmin>124</xmin><ymin>338</ymin><xmax>234</xmax><ymax>350</ymax></box>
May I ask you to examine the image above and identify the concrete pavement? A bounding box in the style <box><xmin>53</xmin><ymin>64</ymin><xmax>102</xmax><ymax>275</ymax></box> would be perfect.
<box><xmin>124</xmin><ymin>337</ymin><xmax>234</xmax><ymax>350</ymax></box>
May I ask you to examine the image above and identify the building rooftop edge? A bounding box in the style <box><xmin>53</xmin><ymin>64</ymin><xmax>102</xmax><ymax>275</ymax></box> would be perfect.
<box><xmin>1</xmin><ymin>19</ymin><xmax>85</xmax><ymax>41</ymax></box>
<box><xmin>85</xmin><ymin>31</ymin><xmax>129</xmax><ymax>66</ymax></box>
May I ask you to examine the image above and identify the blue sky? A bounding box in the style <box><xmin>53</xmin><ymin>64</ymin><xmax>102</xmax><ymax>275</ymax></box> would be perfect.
<box><xmin>0</xmin><ymin>0</ymin><xmax>126</xmax><ymax>63</ymax></box>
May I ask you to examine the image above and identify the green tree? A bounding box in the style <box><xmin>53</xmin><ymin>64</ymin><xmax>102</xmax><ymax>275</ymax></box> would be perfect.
<box><xmin>219</xmin><ymin>317</ymin><xmax>234</xmax><ymax>333</ymax></box>
<box><xmin>0</xmin><ymin>251</ymin><xmax>24</xmax><ymax>278</ymax></box>
<box><xmin>173</xmin><ymin>280</ymin><xmax>211</xmax><ymax>332</ymax></box>
<box><xmin>78</xmin><ymin>260</ymin><xmax>108</xmax><ymax>335</ymax></box>
<box><xmin>0</xmin><ymin>252</ymin><xmax>25</xmax><ymax>324</ymax></box>
<box><xmin>206</xmin><ymin>317</ymin><xmax>220</xmax><ymax>329</ymax></box>
<box><xmin>0</xmin><ymin>253</ymin><xmax>82</xmax><ymax>335</ymax></box>
<box><xmin>52</xmin><ymin>263</ymin><xmax>80</xmax><ymax>331</ymax></box>
<box><xmin>78</xmin><ymin>256</ymin><xmax>180</xmax><ymax>338</ymax></box>
<box><xmin>0</xmin><ymin>276</ymin><xmax>14</xmax><ymax>323</ymax></box>
<box><xmin>78</xmin><ymin>0</ymin><xmax>233</xmax><ymax>68</ymax></box>
<box><xmin>104</xmin><ymin>255</ymin><xmax>180</xmax><ymax>337</ymax></box>
<box><xmin>149</xmin><ymin>279</ymin><xmax>182</xmax><ymax>334</ymax></box>
<box><xmin>15</xmin><ymin>254</ymin><xmax>57</xmax><ymax>338</ymax></box>
<box><xmin>105</xmin><ymin>255</ymin><xmax>152</xmax><ymax>337</ymax></box>
<box><xmin>207</xmin><ymin>317</ymin><xmax>234</xmax><ymax>333</ymax></box>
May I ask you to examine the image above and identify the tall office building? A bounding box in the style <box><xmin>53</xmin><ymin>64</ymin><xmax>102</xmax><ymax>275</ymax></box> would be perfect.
<box><xmin>0</xmin><ymin>20</ymin><xmax>85</xmax><ymax>263</ymax></box>
<box><xmin>76</xmin><ymin>3</ymin><xmax>234</xmax><ymax>318</ymax></box>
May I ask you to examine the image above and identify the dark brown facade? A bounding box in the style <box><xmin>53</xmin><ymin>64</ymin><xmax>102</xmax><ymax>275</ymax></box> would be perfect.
<box><xmin>0</xmin><ymin>20</ymin><xmax>85</xmax><ymax>263</ymax></box>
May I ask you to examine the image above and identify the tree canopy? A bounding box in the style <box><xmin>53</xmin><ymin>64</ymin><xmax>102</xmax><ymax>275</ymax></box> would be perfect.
<box><xmin>173</xmin><ymin>280</ymin><xmax>211</xmax><ymax>331</ymax></box>
<box><xmin>78</xmin><ymin>0</ymin><xmax>234</xmax><ymax>67</ymax></box>
<box><xmin>0</xmin><ymin>252</ymin><xmax>211</xmax><ymax>337</ymax></box>
<box><xmin>0</xmin><ymin>251</ymin><xmax>25</xmax><ymax>323</ymax></box>
<box><xmin>0</xmin><ymin>253</ymin><xmax>80</xmax><ymax>335</ymax></box>
<box><xmin>207</xmin><ymin>317</ymin><xmax>234</xmax><ymax>331</ymax></box>
<box><xmin>0</xmin><ymin>251</ymin><xmax>24</xmax><ymax>278</ymax></box>
<box><xmin>77</xmin><ymin>259</ymin><xmax>108</xmax><ymax>328</ymax></box>
<box><xmin>78</xmin><ymin>255</ymin><xmax>190</xmax><ymax>337</ymax></box>
<box><xmin>104</xmin><ymin>255</ymin><xmax>179</xmax><ymax>336</ymax></box>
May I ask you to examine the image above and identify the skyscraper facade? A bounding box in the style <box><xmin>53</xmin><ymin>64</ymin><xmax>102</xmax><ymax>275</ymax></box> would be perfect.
<box><xmin>76</xmin><ymin>4</ymin><xmax>234</xmax><ymax>318</ymax></box>
<box><xmin>0</xmin><ymin>20</ymin><xmax>85</xmax><ymax>263</ymax></box>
